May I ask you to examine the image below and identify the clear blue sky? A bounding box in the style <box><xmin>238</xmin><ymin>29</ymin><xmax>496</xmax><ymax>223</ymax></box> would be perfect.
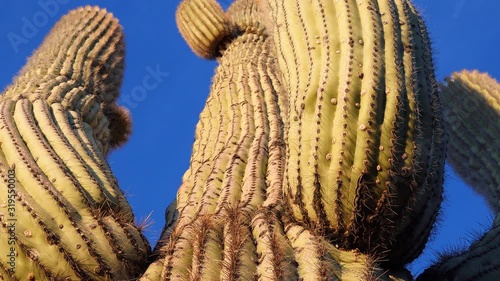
<box><xmin>1</xmin><ymin>0</ymin><xmax>498</xmax><ymax>277</ymax></box>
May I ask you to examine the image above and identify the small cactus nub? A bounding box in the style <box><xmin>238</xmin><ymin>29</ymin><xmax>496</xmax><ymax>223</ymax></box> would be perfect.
<box><xmin>176</xmin><ymin>0</ymin><xmax>232</xmax><ymax>59</ymax></box>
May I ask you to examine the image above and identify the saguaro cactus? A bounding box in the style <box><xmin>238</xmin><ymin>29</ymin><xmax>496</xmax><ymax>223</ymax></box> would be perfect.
<box><xmin>1</xmin><ymin>1</ymin><xmax>499</xmax><ymax>281</ymax></box>
<box><xmin>141</xmin><ymin>0</ymin><xmax>415</xmax><ymax>280</ymax></box>
<box><xmin>0</xmin><ymin>7</ymin><xmax>150</xmax><ymax>280</ymax></box>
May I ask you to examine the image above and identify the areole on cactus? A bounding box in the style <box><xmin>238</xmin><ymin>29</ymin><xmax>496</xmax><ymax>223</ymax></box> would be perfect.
<box><xmin>0</xmin><ymin>0</ymin><xmax>499</xmax><ymax>281</ymax></box>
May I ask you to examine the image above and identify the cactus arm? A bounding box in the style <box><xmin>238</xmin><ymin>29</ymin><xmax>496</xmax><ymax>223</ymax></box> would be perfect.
<box><xmin>439</xmin><ymin>70</ymin><xmax>500</xmax><ymax>212</ymax></box>
<box><xmin>0</xmin><ymin>6</ymin><xmax>150</xmax><ymax>280</ymax></box>
<box><xmin>140</xmin><ymin>0</ymin><xmax>416</xmax><ymax>280</ymax></box>
<box><xmin>176</xmin><ymin>0</ymin><xmax>232</xmax><ymax>59</ymax></box>
<box><xmin>141</xmin><ymin>1</ymin><xmax>294</xmax><ymax>279</ymax></box>
<box><xmin>415</xmin><ymin>71</ymin><xmax>500</xmax><ymax>280</ymax></box>
<box><xmin>416</xmin><ymin>215</ymin><xmax>500</xmax><ymax>281</ymax></box>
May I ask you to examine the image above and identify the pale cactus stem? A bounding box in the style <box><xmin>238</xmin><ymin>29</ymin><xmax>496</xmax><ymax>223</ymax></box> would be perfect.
<box><xmin>0</xmin><ymin>7</ymin><xmax>150</xmax><ymax>280</ymax></box>
<box><xmin>257</xmin><ymin>0</ymin><xmax>446</xmax><ymax>266</ymax></box>
<box><xmin>439</xmin><ymin>70</ymin><xmax>500</xmax><ymax>212</ymax></box>
<box><xmin>143</xmin><ymin>1</ymin><xmax>294</xmax><ymax>279</ymax></box>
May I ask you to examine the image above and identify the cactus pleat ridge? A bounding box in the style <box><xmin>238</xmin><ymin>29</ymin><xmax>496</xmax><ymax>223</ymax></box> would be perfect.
<box><xmin>439</xmin><ymin>70</ymin><xmax>500</xmax><ymax>212</ymax></box>
<box><xmin>258</xmin><ymin>0</ymin><xmax>446</xmax><ymax>265</ymax></box>
<box><xmin>0</xmin><ymin>6</ymin><xmax>150</xmax><ymax>280</ymax></box>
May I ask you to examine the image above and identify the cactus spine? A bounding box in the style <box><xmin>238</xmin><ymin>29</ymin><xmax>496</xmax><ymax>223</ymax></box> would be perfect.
<box><xmin>0</xmin><ymin>7</ymin><xmax>149</xmax><ymax>280</ymax></box>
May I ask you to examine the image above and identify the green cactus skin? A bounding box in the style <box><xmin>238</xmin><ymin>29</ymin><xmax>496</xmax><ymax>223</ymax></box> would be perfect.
<box><xmin>439</xmin><ymin>70</ymin><xmax>500</xmax><ymax>212</ymax></box>
<box><xmin>2</xmin><ymin>2</ymin><xmax>499</xmax><ymax>281</ymax></box>
<box><xmin>0</xmin><ymin>7</ymin><xmax>150</xmax><ymax>280</ymax></box>
<box><xmin>257</xmin><ymin>0</ymin><xmax>446</xmax><ymax>266</ymax></box>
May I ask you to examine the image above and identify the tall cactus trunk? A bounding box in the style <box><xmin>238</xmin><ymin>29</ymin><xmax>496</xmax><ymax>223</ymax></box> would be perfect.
<box><xmin>416</xmin><ymin>70</ymin><xmax>500</xmax><ymax>280</ymax></box>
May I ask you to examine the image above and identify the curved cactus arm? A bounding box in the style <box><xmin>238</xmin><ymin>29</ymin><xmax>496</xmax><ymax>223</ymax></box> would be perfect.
<box><xmin>414</xmin><ymin>70</ymin><xmax>500</xmax><ymax>281</ymax></box>
<box><xmin>439</xmin><ymin>70</ymin><xmax>500</xmax><ymax>212</ymax></box>
<box><xmin>416</xmin><ymin>215</ymin><xmax>500</xmax><ymax>281</ymax></box>
<box><xmin>0</xmin><ymin>7</ymin><xmax>150</xmax><ymax>280</ymax></box>
<box><xmin>176</xmin><ymin>0</ymin><xmax>232</xmax><ymax>59</ymax></box>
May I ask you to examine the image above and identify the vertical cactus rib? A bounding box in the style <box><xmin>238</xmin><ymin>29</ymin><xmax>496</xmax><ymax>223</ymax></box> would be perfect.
<box><xmin>251</xmin><ymin>209</ymin><xmax>298</xmax><ymax>280</ymax></box>
<box><xmin>189</xmin><ymin>215</ymin><xmax>223</xmax><ymax>280</ymax></box>
<box><xmin>439</xmin><ymin>70</ymin><xmax>500</xmax><ymax>212</ymax></box>
<box><xmin>262</xmin><ymin>0</ymin><xmax>444</xmax><ymax>264</ymax></box>
<box><xmin>176</xmin><ymin>0</ymin><xmax>232</xmax><ymax>59</ymax></box>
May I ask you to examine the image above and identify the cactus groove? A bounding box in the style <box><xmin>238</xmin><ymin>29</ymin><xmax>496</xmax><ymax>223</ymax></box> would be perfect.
<box><xmin>0</xmin><ymin>6</ymin><xmax>150</xmax><ymax>280</ymax></box>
